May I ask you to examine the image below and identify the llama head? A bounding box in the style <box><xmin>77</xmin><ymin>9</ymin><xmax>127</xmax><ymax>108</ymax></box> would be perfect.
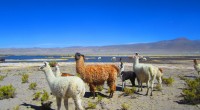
<box><xmin>75</xmin><ymin>52</ymin><xmax>85</xmax><ymax>61</ymax></box>
<box><xmin>194</xmin><ymin>59</ymin><xmax>198</xmax><ymax>65</ymax></box>
<box><xmin>39</xmin><ymin>62</ymin><xmax>50</xmax><ymax>71</ymax></box>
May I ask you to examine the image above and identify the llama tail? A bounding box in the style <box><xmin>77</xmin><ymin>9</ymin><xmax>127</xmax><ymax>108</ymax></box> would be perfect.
<box><xmin>112</xmin><ymin>65</ymin><xmax>120</xmax><ymax>76</ymax></box>
<box><xmin>158</xmin><ymin>68</ymin><xmax>163</xmax><ymax>73</ymax></box>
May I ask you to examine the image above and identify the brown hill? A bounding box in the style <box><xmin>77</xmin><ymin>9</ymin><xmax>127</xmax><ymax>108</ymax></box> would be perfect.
<box><xmin>0</xmin><ymin>37</ymin><xmax>200</xmax><ymax>55</ymax></box>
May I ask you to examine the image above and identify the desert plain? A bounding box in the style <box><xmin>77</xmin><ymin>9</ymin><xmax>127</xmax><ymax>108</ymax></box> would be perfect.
<box><xmin>0</xmin><ymin>56</ymin><xmax>200</xmax><ymax>110</ymax></box>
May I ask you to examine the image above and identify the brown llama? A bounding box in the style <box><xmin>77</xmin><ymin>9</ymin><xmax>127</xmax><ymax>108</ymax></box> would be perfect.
<box><xmin>55</xmin><ymin>63</ymin><xmax>74</xmax><ymax>77</ymax></box>
<box><xmin>75</xmin><ymin>53</ymin><xmax>119</xmax><ymax>98</ymax></box>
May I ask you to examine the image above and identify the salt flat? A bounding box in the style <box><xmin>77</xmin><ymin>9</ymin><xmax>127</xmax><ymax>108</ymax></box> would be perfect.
<box><xmin>0</xmin><ymin>59</ymin><xmax>199</xmax><ymax>110</ymax></box>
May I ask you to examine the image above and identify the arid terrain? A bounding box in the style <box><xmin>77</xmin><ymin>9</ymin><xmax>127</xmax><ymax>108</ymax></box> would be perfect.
<box><xmin>0</xmin><ymin>57</ymin><xmax>200</xmax><ymax>110</ymax></box>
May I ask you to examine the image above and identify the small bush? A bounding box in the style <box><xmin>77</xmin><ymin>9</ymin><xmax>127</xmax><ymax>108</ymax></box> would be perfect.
<box><xmin>41</xmin><ymin>90</ymin><xmax>49</xmax><ymax>102</ymax></box>
<box><xmin>182</xmin><ymin>77</ymin><xmax>200</xmax><ymax>104</ymax></box>
<box><xmin>49</xmin><ymin>61</ymin><xmax>57</xmax><ymax>67</ymax></box>
<box><xmin>29</xmin><ymin>82</ymin><xmax>37</xmax><ymax>90</ymax></box>
<box><xmin>87</xmin><ymin>101</ymin><xmax>96</xmax><ymax>109</ymax></box>
<box><xmin>0</xmin><ymin>75</ymin><xmax>6</xmax><ymax>81</ymax></box>
<box><xmin>33</xmin><ymin>91</ymin><xmax>41</xmax><ymax>100</ymax></box>
<box><xmin>13</xmin><ymin>105</ymin><xmax>20</xmax><ymax>110</ymax></box>
<box><xmin>96</xmin><ymin>86</ymin><xmax>104</xmax><ymax>91</ymax></box>
<box><xmin>106</xmin><ymin>88</ymin><xmax>111</xmax><ymax>93</ymax></box>
<box><xmin>123</xmin><ymin>87</ymin><xmax>136</xmax><ymax>95</ymax></box>
<box><xmin>0</xmin><ymin>84</ymin><xmax>16</xmax><ymax>100</ymax></box>
<box><xmin>162</xmin><ymin>77</ymin><xmax>174</xmax><ymax>86</ymax></box>
<box><xmin>21</xmin><ymin>74</ymin><xmax>29</xmax><ymax>83</ymax></box>
<box><xmin>97</xmin><ymin>94</ymin><xmax>103</xmax><ymax>103</ymax></box>
<box><xmin>155</xmin><ymin>84</ymin><xmax>162</xmax><ymax>91</ymax></box>
<box><xmin>121</xmin><ymin>103</ymin><xmax>130</xmax><ymax>110</ymax></box>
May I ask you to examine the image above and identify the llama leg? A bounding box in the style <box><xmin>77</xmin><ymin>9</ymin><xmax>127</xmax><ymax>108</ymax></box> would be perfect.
<box><xmin>108</xmin><ymin>80</ymin><xmax>116</xmax><ymax>98</ymax></box>
<box><xmin>150</xmin><ymin>76</ymin><xmax>156</xmax><ymax>96</ymax></box>
<box><xmin>133</xmin><ymin>77</ymin><xmax>136</xmax><ymax>86</ymax></box>
<box><xmin>122</xmin><ymin>81</ymin><xmax>125</xmax><ymax>91</ymax></box>
<box><xmin>74</xmin><ymin>96</ymin><xmax>84</xmax><ymax>110</ymax></box>
<box><xmin>150</xmin><ymin>80</ymin><xmax>153</xmax><ymax>96</ymax></box>
<box><xmin>89</xmin><ymin>84</ymin><xmax>96</xmax><ymax>99</ymax></box>
<box><xmin>130</xmin><ymin>78</ymin><xmax>136</xmax><ymax>86</ymax></box>
<box><xmin>137</xmin><ymin>78</ymin><xmax>140</xmax><ymax>92</ymax></box>
<box><xmin>64</xmin><ymin>98</ymin><xmax>68</xmax><ymax>110</ymax></box>
<box><xmin>146</xmin><ymin>81</ymin><xmax>150</xmax><ymax>96</ymax></box>
<box><xmin>150</xmin><ymin>82</ymin><xmax>153</xmax><ymax>96</ymax></box>
<box><xmin>159</xmin><ymin>77</ymin><xmax>162</xmax><ymax>88</ymax></box>
<box><xmin>110</xmin><ymin>84</ymin><xmax>116</xmax><ymax>98</ymax></box>
<box><xmin>109</xmin><ymin>83</ymin><xmax>116</xmax><ymax>98</ymax></box>
<box><xmin>56</xmin><ymin>97</ymin><xmax>62</xmax><ymax>110</ymax></box>
<box><xmin>140</xmin><ymin>82</ymin><xmax>143</xmax><ymax>91</ymax></box>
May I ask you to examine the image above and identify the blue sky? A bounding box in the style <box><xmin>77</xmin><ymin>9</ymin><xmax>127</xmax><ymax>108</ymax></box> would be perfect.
<box><xmin>0</xmin><ymin>0</ymin><xmax>200</xmax><ymax>48</ymax></box>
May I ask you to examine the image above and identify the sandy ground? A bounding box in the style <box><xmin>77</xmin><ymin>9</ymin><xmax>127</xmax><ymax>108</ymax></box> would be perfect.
<box><xmin>0</xmin><ymin>60</ymin><xmax>200</xmax><ymax>110</ymax></box>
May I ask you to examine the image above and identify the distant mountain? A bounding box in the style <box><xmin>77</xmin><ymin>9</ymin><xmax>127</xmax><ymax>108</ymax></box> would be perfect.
<box><xmin>0</xmin><ymin>37</ymin><xmax>200</xmax><ymax>55</ymax></box>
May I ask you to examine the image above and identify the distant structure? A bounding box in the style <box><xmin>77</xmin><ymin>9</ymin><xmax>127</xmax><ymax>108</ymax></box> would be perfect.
<box><xmin>111</xmin><ymin>57</ymin><xmax>116</xmax><ymax>62</ymax></box>
<box><xmin>98</xmin><ymin>57</ymin><xmax>102</xmax><ymax>60</ymax></box>
<box><xmin>0</xmin><ymin>58</ymin><xmax>5</xmax><ymax>63</ymax></box>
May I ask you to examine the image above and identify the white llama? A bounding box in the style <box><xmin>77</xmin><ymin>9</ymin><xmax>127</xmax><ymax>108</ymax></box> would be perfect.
<box><xmin>133</xmin><ymin>54</ymin><xmax>157</xmax><ymax>96</ymax></box>
<box><xmin>39</xmin><ymin>62</ymin><xmax>85</xmax><ymax>110</ymax></box>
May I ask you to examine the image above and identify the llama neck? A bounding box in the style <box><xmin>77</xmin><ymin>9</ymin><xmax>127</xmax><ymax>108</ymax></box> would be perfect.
<box><xmin>120</xmin><ymin>62</ymin><xmax>124</xmax><ymax>73</ymax></box>
<box><xmin>133</xmin><ymin>56</ymin><xmax>139</xmax><ymax>66</ymax></box>
<box><xmin>55</xmin><ymin>66</ymin><xmax>61</xmax><ymax>77</ymax></box>
<box><xmin>44</xmin><ymin>67</ymin><xmax>56</xmax><ymax>86</ymax></box>
<box><xmin>76</xmin><ymin>57</ymin><xmax>85</xmax><ymax>76</ymax></box>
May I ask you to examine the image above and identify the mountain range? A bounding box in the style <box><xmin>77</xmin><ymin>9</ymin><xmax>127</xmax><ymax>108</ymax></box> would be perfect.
<box><xmin>0</xmin><ymin>37</ymin><xmax>200</xmax><ymax>55</ymax></box>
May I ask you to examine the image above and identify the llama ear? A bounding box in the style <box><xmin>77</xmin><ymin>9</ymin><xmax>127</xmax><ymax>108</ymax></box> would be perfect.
<box><xmin>82</xmin><ymin>55</ymin><xmax>86</xmax><ymax>61</ymax></box>
<box><xmin>44</xmin><ymin>62</ymin><xmax>48</xmax><ymax>66</ymax></box>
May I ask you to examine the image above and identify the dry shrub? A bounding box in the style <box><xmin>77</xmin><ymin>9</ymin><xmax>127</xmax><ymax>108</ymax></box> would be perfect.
<box><xmin>162</xmin><ymin>77</ymin><xmax>174</xmax><ymax>86</ymax></box>
<box><xmin>182</xmin><ymin>77</ymin><xmax>200</xmax><ymax>104</ymax></box>
<box><xmin>124</xmin><ymin>87</ymin><xmax>136</xmax><ymax>95</ymax></box>
<box><xmin>86</xmin><ymin>101</ymin><xmax>96</xmax><ymax>109</ymax></box>
<box><xmin>21</xmin><ymin>74</ymin><xmax>29</xmax><ymax>83</ymax></box>
<box><xmin>0</xmin><ymin>75</ymin><xmax>6</xmax><ymax>81</ymax></box>
<box><xmin>49</xmin><ymin>61</ymin><xmax>57</xmax><ymax>67</ymax></box>
<box><xmin>121</xmin><ymin>103</ymin><xmax>130</xmax><ymax>110</ymax></box>
<box><xmin>29</xmin><ymin>82</ymin><xmax>37</xmax><ymax>90</ymax></box>
<box><xmin>0</xmin><ymin>84</ymin><xmax>16</xmax><ymax>100</ymax></box>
